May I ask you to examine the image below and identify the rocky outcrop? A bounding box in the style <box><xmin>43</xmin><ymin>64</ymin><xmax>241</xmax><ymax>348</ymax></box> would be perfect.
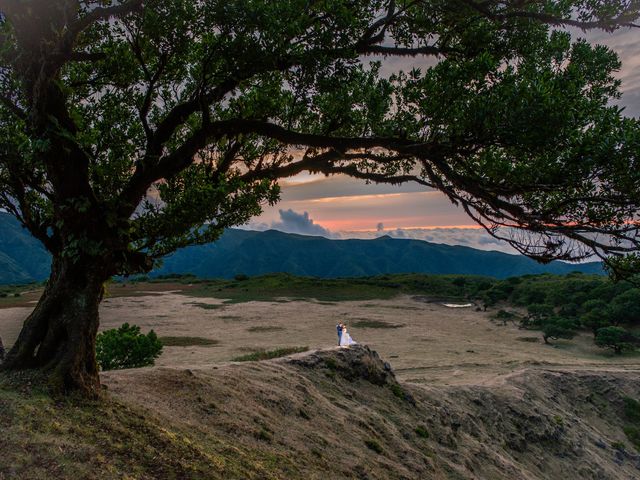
<box><xmin>286</xmin><ymin>345</ymin><xmax>395</xmax><ymax>385</ymax></box>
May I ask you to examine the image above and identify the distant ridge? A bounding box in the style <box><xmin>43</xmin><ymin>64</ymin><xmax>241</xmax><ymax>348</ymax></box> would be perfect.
<box><xmin>0</xmin><ymin>213</ymin><xmax>603</xmax><ymax>284</ymax></box>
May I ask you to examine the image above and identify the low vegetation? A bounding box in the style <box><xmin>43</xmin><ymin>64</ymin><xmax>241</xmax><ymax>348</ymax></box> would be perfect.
<box><xmin>246</xmin><ymin>326</ymin><xmax>285</xmax><ymax>333</ymax></box>
<box><xmin>96</xmin><ymin>324</ymin><xmax>163</xmax><ymax>371</ymax></box>
<box><xmin>364</xmin><ymin>439</ymin><xmax>384</xmax><ymax>454</ymax></box>
<box><xmin>231</xmin><ymin>347</ymin><xmax>309</xmax><ymax>362</ymax></box>
<box><xmin>351</xmin><ymin>320</ymin><xmax>405</xmax><ymax>329</ymax></box>
<box><xmin>189</xmin><ymin>302</ymin><xmax>225</xmax><ymax>310</ymax></box>
<box><xmin>159</xmin><ymin>336</ymin><xmax>220</xmax><ymax>347</ymax></box>
<box><xmin>622</xmin><ymin>397</ymin><xmax>640</xmax><ymax>451</ymax></box>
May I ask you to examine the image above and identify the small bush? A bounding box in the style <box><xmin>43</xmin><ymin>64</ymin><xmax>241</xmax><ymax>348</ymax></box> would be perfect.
<box><xmin>541</xmin><ymin>316</ymin><xmax>578</xmax><ymax>344</ymax></box>
<box><xmin>256</xmin><ymin>429</ymin><xmax>272</xmax><ymax>442</ymax></box>
<box><xmin>389</xmin><ymin>383</ymin><xmax>405</xmax><ymax>400</ymax></box>
<box><xmin>595</xmin><ymin>327</ymin><xmax>636</xmax><ymax>354</ymax></box>
<box><xmin>623</xmin><ymin>397</ymin><xmax>640</xmax><ymax>423</ymax></box>
<box><xmin>324</xmin><ymin>358</ymin><xmax>337</xmax><ymax>370</ymax></box>
<box><xmin>415</xmin><ymin>426</ymin><xmax>430</xmax><ymax>439</ymax></box>
<box><xmin>612</xmin><ymin>441</ymin><xmax>627</xmax><ymax>451</ymax></box>
<box><xmin>96</xmin><ymin>323</ymin><xmax>163</xmax><ymax>371</ymax></box>
<box><xmin>234</xmin><ymin>273</ymin><xmax>249</xmax><ymax>281</ymax></box>
<box><xmin>298</xmin><ymin>409</ymin><xmax>311</xmax><ymax>420</ymax></box>
<box><xmin>364</xmin><ymin>439</ymin><xmax>383</xmax><ymax>454</ymax></box>
<box><xmin>621</xmin><ymin>397</ymin><xmax>640</xmax><ymax>451</ymax></box>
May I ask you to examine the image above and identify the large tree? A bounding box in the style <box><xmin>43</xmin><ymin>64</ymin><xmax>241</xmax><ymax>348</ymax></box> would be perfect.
<box><xmin>0</xmin><ymin>0</ymin><xmax>638</xmax><ymax>394</ymax></box>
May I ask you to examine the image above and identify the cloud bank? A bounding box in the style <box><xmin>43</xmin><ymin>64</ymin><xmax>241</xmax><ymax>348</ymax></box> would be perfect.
<box><xmin>244</xmin><ymin>209</ymin><xmax>520</xmax><ymax>254</ymax></box>
<box><xmin>249</xmin><ymin>209</ymin><xmax>332</xmax><ymax>237</ymax></box>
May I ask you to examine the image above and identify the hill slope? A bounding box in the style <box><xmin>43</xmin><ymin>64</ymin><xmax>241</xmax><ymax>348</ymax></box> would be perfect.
<box><xmin>158</xmin><ymin>229</ymin><xmax>603</xmax><ymax>279</ymax></box>
<box><xmin>2</xmin><ymin>346</ymin><xmax>640</xmax><ymax>479</ymax></box>
<box><xmin>0</xmin><ymin>212</ymin><xmax>602</xmax><ymax>284</ymax></box>
<box><xmin>0</xmin><ymin>213</ymin><xmax>51</xmax><ymax>283</ymax></box>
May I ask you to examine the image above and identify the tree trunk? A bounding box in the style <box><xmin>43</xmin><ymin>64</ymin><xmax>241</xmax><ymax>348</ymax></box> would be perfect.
<box><xmin>1</xmin><ymin>255</ymin><xmax>107</xmax><ymax>396</ymax></box>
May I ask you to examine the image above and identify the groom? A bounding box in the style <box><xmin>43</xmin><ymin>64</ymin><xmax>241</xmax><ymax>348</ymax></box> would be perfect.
<box><xmin>336</xmin><ymin>323</ymin><xmax>343</xmax><ymax>346</ymax></box>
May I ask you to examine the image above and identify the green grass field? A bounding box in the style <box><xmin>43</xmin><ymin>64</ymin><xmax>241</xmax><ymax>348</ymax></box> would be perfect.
<box><xmin>155</xmin><ymin>272</ymin><xmax>496</xmax><ymax>304</ymax></box>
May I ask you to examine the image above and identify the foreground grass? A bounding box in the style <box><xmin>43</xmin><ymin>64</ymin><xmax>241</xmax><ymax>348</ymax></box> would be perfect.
<box><xmin>232</xmin><ymin>347</ymin><xmax>309</xmax><ymax>362</ymax></box>
<box><xmin>0</xmin><ymin>372</ymin><xmax>292</xmax><ymax>480</ymax></box>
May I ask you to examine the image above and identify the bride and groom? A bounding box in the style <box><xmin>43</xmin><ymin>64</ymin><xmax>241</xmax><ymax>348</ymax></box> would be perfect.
<box><xmin>336</xmin><ymin>322</ymin><xmax>357</xmax><ymax>347</ymax></box>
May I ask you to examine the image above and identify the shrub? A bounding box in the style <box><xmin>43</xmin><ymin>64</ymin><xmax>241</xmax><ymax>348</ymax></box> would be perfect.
<box><xmin>581</xmin><ymin>308</ymin><xmax>611</xmax><ymax>336</ymax></box>
<box><xmin>255</xmin><ymin>429</ymin><xmax>272</xmax><ymax>442</ymax></box>
<box><xmin>595</xmin><ymin>327</ymin><xmax>636</xmax><ymax>354</ymax></box>
<box><xmin>526</xmin><ymin>303</ymin><xmax>554</xmax><ymax>326</ymax></box>
<box><xmin>493</xmin><ymin>309</ymin><xmax>517</xmax><ymax>325</ymax></box>
<box><xmin>622</xmin><ymin>397</ymin><xmax>640</xmax><ymax>451</ymax></box>
<box><xmin>234</xmin><ymin>273</ymin><xmax>249</xmax><ymax>281</ymax></box>
<box><xmin>541</xmin><ymin>316</ymin><xmax>578</xmax><ymax>344</ymax></box>
<box><xmin>96</xmin><ymin>323</ymin><xmax>163</xmax><ymax>371</ymax></box>
<box><xmin>364</xmin><ymin>439</ymin><xmax>383</xmax><ymax>454</ymax></box>
<box><xmin>415</xmin><ymin>425</ymin><xmax>430</xmax><ymax>439</ymax></box>
<box><xmin>389</xmin><ymin>383</ymin><xmax>405</xmax><ymax>399</ymax></box>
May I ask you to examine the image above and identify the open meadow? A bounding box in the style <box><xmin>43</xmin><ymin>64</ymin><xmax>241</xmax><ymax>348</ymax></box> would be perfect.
<box><xmin>2</xmin><ymin>274</ymin><xmax>639</xmax><ymax>386</ymax></box>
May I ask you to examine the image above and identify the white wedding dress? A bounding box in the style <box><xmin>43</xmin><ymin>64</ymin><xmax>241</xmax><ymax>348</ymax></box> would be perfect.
<box><xmin>340</xmin><ymin>328</ymin><xmax>357</xmax><ymax>347</ymax></box>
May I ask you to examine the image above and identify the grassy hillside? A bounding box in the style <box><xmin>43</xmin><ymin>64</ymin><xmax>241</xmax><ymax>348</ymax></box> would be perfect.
<box><xmin>2</xmin><ymin>347</ymin><xmax>640</xmax><ymax>479</ymax></box>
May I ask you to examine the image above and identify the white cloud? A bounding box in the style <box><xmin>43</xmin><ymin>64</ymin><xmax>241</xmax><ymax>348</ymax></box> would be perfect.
<box><xmin>246</xmin><ymin>209</ymin><xmax>332</xmax><ymax>237</ymax></box>
<box><xmin>244</xmin><ymin>208</ymin><xmax>521</xmax><ymax>253</ymax></box>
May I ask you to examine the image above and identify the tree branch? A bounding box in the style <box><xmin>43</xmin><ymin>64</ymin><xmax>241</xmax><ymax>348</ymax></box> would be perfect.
<box><xmin>0</xmin><ymin>93</ymin><xmax>25</xmax><ymax>119</ymax></box>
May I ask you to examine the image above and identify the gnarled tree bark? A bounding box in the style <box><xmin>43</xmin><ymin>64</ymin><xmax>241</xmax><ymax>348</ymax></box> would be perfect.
<box><xmin>1</xmin><ymin>256</ymin><xmax>107</xmax><ymax>396</ymax></box>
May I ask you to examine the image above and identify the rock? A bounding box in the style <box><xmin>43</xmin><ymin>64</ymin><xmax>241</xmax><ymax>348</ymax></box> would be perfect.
<box><xmin>288</xmin><ymin>345</ymin><xmax>397</xmax><ymax>386</ymax></box>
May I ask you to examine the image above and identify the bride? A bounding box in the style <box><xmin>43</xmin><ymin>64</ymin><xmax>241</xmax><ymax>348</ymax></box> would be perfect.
<box><xmin>340</xmin><ymin>324</ymin><xmax>357</xmax><ymax>347</ymax></box>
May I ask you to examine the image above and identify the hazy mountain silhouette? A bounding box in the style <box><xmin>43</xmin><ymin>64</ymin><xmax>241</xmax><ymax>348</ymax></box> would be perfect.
<box><xmin>0</xmin><ymin>212</ymin><xmax>603</xmax><ymax>284</ymax></box>
<box><xmin>0</xmin><ymin>213</ymin><xmax>52</xmax><ymax>284</ymax></box>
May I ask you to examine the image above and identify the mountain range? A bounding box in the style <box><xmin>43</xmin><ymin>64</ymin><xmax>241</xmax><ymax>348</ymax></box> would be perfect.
<box><xmin>0</xmin><ymin>212</ymin><xmax>604</xmax><ymax>284</ymax></box>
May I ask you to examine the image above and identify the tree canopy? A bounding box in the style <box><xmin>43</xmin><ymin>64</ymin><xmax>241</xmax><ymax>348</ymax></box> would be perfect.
<box><xmin>0</xmin><ymin>0</ymin><xmax>639</xmax><ymax>394</ymax></box>
<box><xmin>0</xmin><ymin>0</ymin><xmax>639</xmax><ymax>274</ymax></box>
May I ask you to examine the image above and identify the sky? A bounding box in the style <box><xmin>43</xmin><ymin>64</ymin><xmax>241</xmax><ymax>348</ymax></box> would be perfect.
<box><xmin>247</xmin><ymin>27</ymin><xmax>640</xmax><ymax>253</ymax></box>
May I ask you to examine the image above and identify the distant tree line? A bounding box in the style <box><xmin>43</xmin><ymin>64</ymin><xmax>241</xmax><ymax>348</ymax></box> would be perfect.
<box><xmin>473</xmin><ymin>273</ymin><xmax>640</xmax><ymax>353</ymax></box>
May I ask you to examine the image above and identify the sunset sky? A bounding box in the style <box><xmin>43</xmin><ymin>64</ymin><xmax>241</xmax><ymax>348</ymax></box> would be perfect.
<box><xmin>248</xmin><ymin>27</ymin><xmax>640</xmax><ymax>251</ymax></box>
